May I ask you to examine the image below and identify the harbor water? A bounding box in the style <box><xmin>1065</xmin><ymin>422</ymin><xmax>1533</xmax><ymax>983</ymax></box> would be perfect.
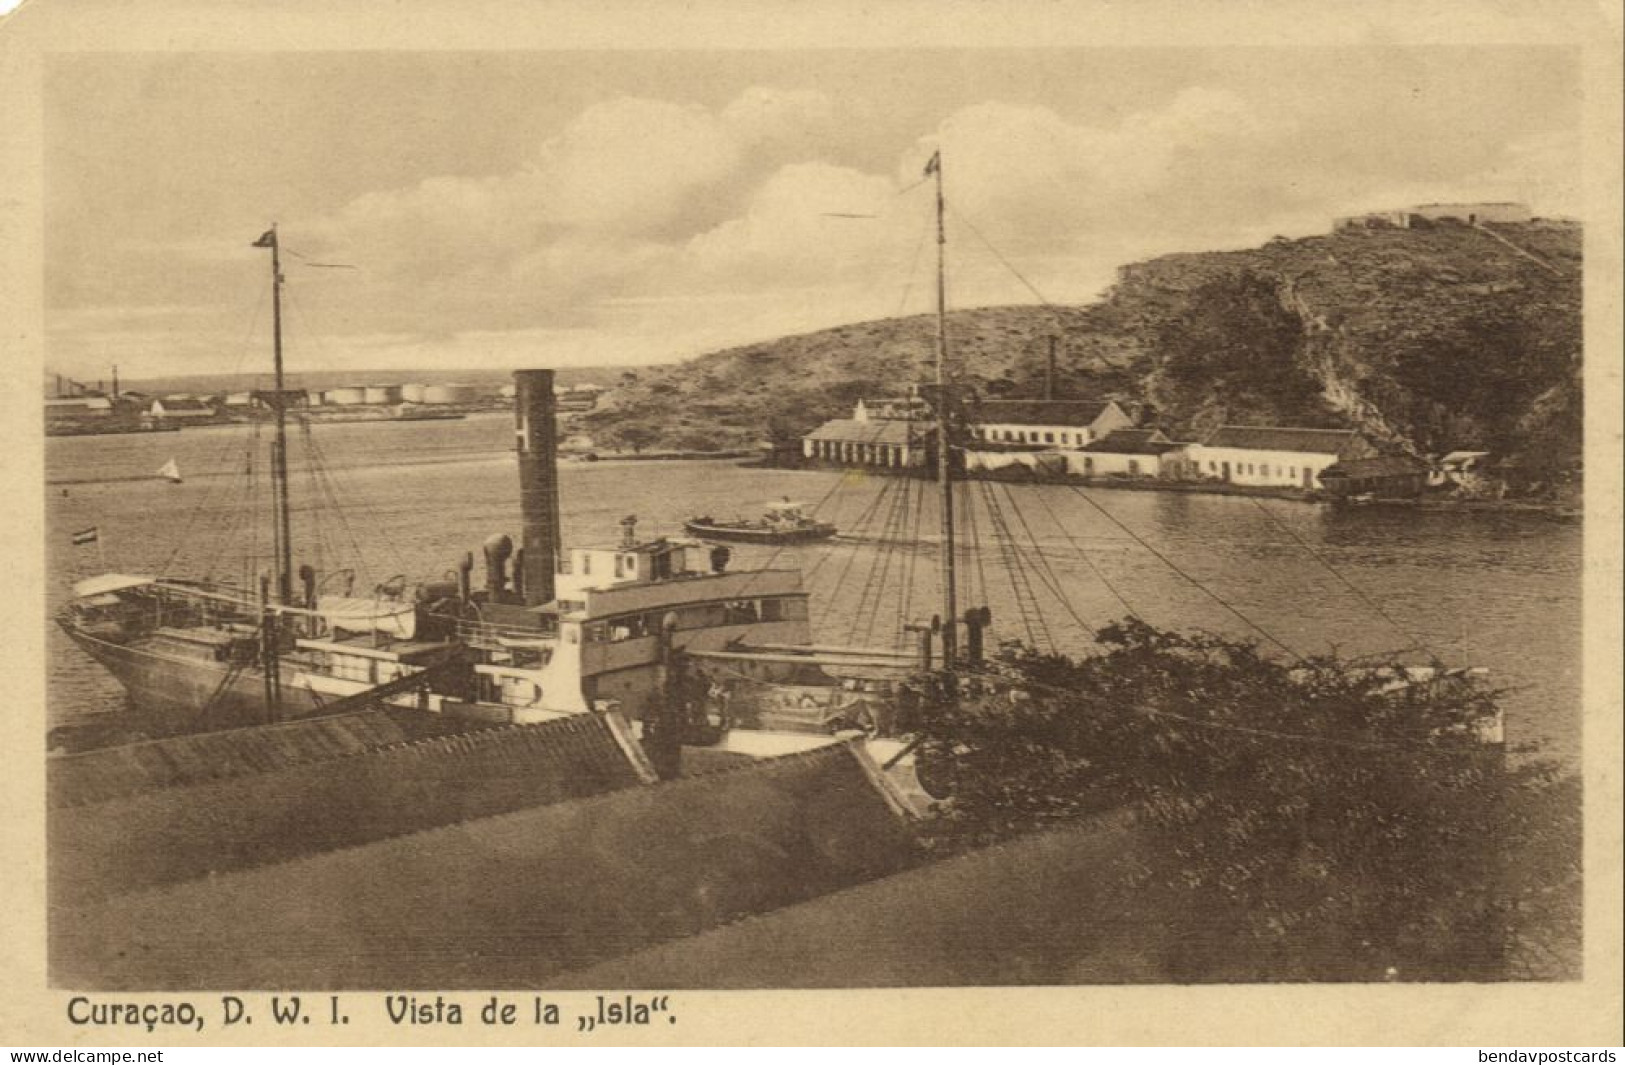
<box><xmin>45</xmin><ymin>413</ymin><xmax>1583</xmax><ymax>762</ymax></box>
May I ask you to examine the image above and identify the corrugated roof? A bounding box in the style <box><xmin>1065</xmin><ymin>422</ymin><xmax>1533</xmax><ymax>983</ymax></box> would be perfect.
<box><xmin>1079</xmin><ymin>429</ymin><xmax>1181</xmax><ymax>456</ymax></box>
<box><xmin>51</xmin><ymin>712</ymin><xmax>657</xmax><ymax>905</ymax></box>
<box><xmin>804</xmin><ymin>418</ymin><xmax>926</xmax><ymax>445</ymax></box>
<box><xmin>555</xmin><ymin>812</ymin><xmax>1144</xmax><ymax>988</ymax></box>
<box><xmin>56</xmin><ymin>741</ymin><xmax>920</xmax><ymax>989</ymax></box>
<box><xmin>974</xmin><ymin>399</ymin><xmax>1115</xmax><ymax>428</ymax></box>
<box><xmin>1201</xmin><ymin>426</ymin><xmax>1365</xmax><ymax>455</ymax></box>
<box><xmin>49</xmin><ymin>709</ymin><xmax>412</xmax><ymax>808</ymax></box>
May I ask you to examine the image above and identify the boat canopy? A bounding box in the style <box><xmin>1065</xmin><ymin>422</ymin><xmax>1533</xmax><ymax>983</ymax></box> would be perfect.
<box><xmin>72</xmin><ymin>574</ymin><xmax>156</xmax><ymax>598</ymax></box>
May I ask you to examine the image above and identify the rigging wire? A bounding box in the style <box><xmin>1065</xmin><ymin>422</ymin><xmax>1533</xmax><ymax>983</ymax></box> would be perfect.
<box><xmin>812</xmin><ymin>476</ymin><xmax>898</xmax><ymax>630</ymax></box>
<box><xmin>945</xmin><ymin>199</ymin><xmax>1431</xmax><ymax>663</ymax></box>
<box><xmin>947</xmin><ymin>203</ymin><xmax>1067</xmax><ymax>315</ymax></box>
<box><xmin>1062</xmin><ymin>483</ymin><xmax>1301</xmax><ymax>660</ymax></box>
<box><xmin>895</xmin><ymin>471</ymin><xmax>929</xmax><ymax>649</ymax></box>
<box><xmin>975</xmin><ymin>478</ymin><xmax>1043</xmax><ymax>648</ymax></box>
<box><xmin>894</xmin><ymin>208</ymin><xmax>935</xmax><ymax>318</ymax></box>
<box><xmin>1019</xmin><ymin>464</ymin><xmax>1140</xmax><ymax>623</ymax></box>
<box><xmin>731</xmin><ymin>468</ymin><xmax>859</xmax><ymax>599</ymax></box>
<box><xmin>1245</xmin><ymin>496</ymin><xmax>1434</xmax><ymax>658</ymax></box>
<box><xmin>853</xmin><ymin>471</ymin><xmax>914</xmax><ymax>647</ymax></box>
<box><xmin>994</xmin><ymin>479</ymin><xmax>1097</xmax><ymax>645</ymax></box>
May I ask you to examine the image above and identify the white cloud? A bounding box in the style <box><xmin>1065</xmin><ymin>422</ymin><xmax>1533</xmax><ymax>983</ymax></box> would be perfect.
<box><xmin>53</xmin><ymin>71</ymin><xmax>1581</xmax><ymax>380</ymax></box>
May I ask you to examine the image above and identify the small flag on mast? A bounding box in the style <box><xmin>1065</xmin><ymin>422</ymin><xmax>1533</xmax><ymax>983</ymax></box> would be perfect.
<box><xmin>252</xmin><ymin>229</ymin><xmax>277</xmax><ymax>248</ymax></box>
<box><xmin>923</xmin><ymin>151</ymin><xmax>940</xmax><ymax>177</ymax></box>
<box><xmin>72</xmin><ymin>526</ymin><xmax>99</xmax><ymax>546</ymax></box>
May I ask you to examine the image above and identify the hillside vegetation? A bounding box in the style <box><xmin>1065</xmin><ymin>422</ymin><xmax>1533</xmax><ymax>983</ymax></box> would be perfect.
<box><xmin>583</xmin><ymin>220</ymin><xmax>1582</xmax><ymax>468</ymax></box>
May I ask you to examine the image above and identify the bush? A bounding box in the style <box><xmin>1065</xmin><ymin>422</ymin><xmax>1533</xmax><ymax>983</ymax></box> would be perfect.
<box><xmin>904</xmin><ymin>620</ymin><xmax>1580</xmax><ymax>981</ymax></box>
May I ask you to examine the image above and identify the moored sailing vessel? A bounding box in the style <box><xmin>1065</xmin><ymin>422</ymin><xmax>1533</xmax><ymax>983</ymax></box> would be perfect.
<box><xmin>55</xmin><ymin>229</ymin><xmax>857</xmax><ymax>743</ymax></box>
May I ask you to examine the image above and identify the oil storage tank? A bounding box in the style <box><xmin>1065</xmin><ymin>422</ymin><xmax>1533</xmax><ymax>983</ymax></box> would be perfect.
<box><xmin>324</xmin><ymin>386</ymin><xmax>367</xmax><ymax>406</ymax></box>
<box><xmin>422</xmin><ymin>383</ymin><xmax>478</xmax><ymax>405</ymax></box>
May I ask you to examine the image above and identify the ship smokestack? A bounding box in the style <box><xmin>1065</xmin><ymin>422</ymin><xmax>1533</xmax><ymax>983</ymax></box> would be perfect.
<box><xmin>515</xmin><ymin>369</ymin><xmax>561</xmax><ymax>606</ymax></box>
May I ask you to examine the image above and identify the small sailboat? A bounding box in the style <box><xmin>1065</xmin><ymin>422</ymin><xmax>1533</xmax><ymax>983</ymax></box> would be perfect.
<box><xmin>157</xmin><ymin>458</ymin><xmax>183</xmax><ymax>484</ymax></box>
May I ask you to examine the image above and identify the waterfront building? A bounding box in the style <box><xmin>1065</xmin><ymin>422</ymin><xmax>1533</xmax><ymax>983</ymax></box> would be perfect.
<box><xmin>1318</xmin><ymin>454</ymin><xmax>1431</xmax><ymax>499</ymax></box>
<box><xmin>1068</xmin><ymin>429</ymin><xmax>1188</xmax><ymax>478</ymax></box>
<box><xmin>45</xmin><ymin>396</ymin><xmax>114</xmax><ymax>417</ymax></box>
<box><xmin>148</xmin><ymin>396</ymin><xmax>215</xmax><ymax>421</ymax></box>
<box><xmin>968</xmin><ymin>399</ymin><xmax>1132</xmax><ymax>449</ymax></box>
<box><xmin>803</xmin><ymin>389</ymin><xmax>935</xmax><ymax>469</ymax></box>
<box><xmin>1188</xmin><ymin>426</ymin><xmax>1377</xmax><ymax>489</ymax></box>
<box><xmin>803</xmin><ymin>416</ymin><xmax>931</xmax><ymax>468</ymax></box>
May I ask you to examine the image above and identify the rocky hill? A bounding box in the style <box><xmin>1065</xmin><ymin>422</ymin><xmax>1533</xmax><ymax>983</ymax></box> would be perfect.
<box><xmin>583</xmin><ymin>219</ymin><xmax>1582</xmax><ymax>468</ymax></box>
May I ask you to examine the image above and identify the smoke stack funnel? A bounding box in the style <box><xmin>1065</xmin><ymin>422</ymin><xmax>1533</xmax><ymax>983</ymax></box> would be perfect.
<box><xmin>515</xmin><ymin>369</ymin><xmax>561</xmax><ymax>606</ymax></box>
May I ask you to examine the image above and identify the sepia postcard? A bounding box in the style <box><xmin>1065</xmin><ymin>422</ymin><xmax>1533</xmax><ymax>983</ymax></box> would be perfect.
<box><xmin>2</xmin><ymin>0</ymin><xmax>1621</xmax><ymax>1047</ymax></box>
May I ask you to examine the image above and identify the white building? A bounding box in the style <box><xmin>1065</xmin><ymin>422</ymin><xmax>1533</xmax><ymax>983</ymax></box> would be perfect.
<box><xmin>969</xmin><ymin>399</ymin><xmax>1133</xmax><ymax>449</ymax></box>
<box><xmin>803</xmin><ymin>417</ymin><xmax>930</xmax><ymax>469</ymax></box>
<box><xmin>149</xmin><ymin>397</ymin><xmax>216</xmax><ymax>420</ymax></box>
<box><xmin>1188</xmin><ymin>426</ymin><xmax>1376</xmax><ymax>489</ymax></box>
<box><xmin>45</xmin><ymin>396</ymin><xmax>113</xmax><ymax>416</ymax></box>
<box><xmin>1335</xmin><ymin>202</ymin><xmax>1532</xmax><ymax>230</ymax></box>
<box><xmin>1068</xmin><ymin>429</ymin><xmax>1187</xmax><ymax>478</ymax></box>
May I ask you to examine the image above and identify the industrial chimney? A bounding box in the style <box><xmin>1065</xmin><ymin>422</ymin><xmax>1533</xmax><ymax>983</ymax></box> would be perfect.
<box><xmin>514</xmin><ymin>369</ymin><xmax>561</xmax><ymax>606</ymax></box>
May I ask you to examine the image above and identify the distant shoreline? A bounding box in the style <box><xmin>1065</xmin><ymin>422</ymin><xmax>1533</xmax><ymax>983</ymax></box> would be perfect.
<box><xmin>788</xmin><ymin>461</ymin><xmax>1584</xmax><ymax>518</ymax></box>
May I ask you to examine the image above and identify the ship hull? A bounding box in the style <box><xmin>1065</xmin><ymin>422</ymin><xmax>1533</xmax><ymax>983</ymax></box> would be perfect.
<box><xmin>59</xmin><ymin>623</ymin><xmax>329</xmax><ymax>737</ymax></box>
<box><xmin>682</xmin><ymin>521</ymin><xmax>837</xmax><ymax>545</ymax></box>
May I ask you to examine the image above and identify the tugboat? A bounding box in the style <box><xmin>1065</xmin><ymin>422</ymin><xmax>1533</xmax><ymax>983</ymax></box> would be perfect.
<box><xmin>683</xmin><ymin>500</ymin><xmax>838</xmax><ymax>545</ymax></box>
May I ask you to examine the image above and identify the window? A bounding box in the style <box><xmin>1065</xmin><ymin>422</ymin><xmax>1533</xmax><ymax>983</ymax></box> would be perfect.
<box><xmin>723</xmin><ymin>599</ymin><xmax>761</xmax><ymax>625</ymax></box>
<box><xmin>1044</xmin><ymin>432</ymin><xmax>1054</xmax><ymax>443</ymax></box>
<box><xmin>1208</xmin><ymin>461</ymin><xmax>1217</xmax><ymax>472</ymax></box>
<box><xmin>582</xmin><ymin>554</ymin><xmax>591</xmax><ymax>575</ymax></box>
<box><xmin>1289</xmin><ymin>467</ymin><xmax>1297</xmax><ymax>478</ymax></box>
<box><xmin>1128</xmin><ymin>459</ymin><xmax>1140</xmax><ymax>476</ymax></box>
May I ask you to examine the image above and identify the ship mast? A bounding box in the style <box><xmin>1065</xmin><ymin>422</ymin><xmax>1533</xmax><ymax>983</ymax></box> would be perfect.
<box><xmin>929</xmin><ymin>151</ymin><xmax>958</xmax><ymax>670</ymax></box>
<box><xmin>255</xmin><ymin>225</ymin><xmax>295</xmax><ymax>607</ymax></box>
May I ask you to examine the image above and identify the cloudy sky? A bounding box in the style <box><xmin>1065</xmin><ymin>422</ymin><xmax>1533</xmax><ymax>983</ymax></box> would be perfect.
<box><xmin>44</xmin><ymin>46</ymin><xmax>1581</xmax><ymax>381</ymax></box>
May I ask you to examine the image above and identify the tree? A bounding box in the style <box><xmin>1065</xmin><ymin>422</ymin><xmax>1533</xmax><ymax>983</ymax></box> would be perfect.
<box><xmin>903</xmin><ymin>620</ymin><xmax>1580</xmax><ymax>981</ymax></box>
<box><xmin>1150</xmin><ymin>270</ymin><xmax>1329</xmax><ymax>429</ymax></box>
<box><xmin>613</xmin><ymin>422</ymin><xmax>659</xmax><ymax>455</ymax></box>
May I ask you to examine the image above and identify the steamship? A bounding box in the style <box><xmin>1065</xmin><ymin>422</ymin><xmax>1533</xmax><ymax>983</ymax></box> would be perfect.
<box><xmin>56</xmin><ymin>228</ymin><xmax>857</xmax><ymax>740</ymax></box>
<box><xmin>56</xmin><ymin>369</ymin><xmax>843</xmax><ymax>737</ymax></box>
